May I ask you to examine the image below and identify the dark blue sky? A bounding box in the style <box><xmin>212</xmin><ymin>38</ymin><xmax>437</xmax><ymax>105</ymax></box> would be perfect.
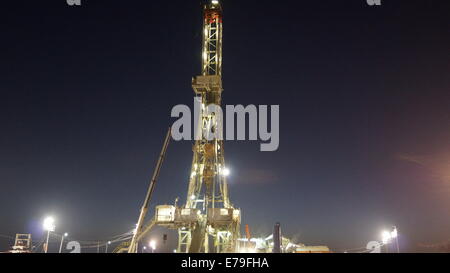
<box><xmin>0</xmin><ymin>0</ymin><xmax>449</xmax><ymax>252</ymax></box>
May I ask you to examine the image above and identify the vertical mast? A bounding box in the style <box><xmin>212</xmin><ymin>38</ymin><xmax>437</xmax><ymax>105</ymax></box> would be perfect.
<box><xmin>178</xmin><ymin>0</ymin><xmax>240</xmax><ymax>253</ymax></box>
<box><xmin>202</xmin><ymin>0</ymin><xmax>223</xmax><ymax>77</ymax></box>
<box><xmin>186</xmin><ymin>0</ymin><xmax>229</xmax><ymax>211</ymax></box>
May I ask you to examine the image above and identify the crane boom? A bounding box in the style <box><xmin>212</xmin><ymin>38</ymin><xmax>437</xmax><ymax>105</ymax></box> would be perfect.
<box><xmin>128</xmin><ymin>127</ymin><xmax>171</xmax><ymax>253</ymax></box>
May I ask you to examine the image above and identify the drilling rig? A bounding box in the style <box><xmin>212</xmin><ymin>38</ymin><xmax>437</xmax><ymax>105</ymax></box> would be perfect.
<box><xmin>177</xmin><ymin>0</ymin><xmax>240</xmax><ymax>253</ymax></box>
<box><xmin>128</xmin><ymin>0</ymin><xmax>240</xmax><ymax>253</ymax></box>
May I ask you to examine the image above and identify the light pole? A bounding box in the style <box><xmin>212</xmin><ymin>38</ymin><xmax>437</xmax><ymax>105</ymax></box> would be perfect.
<box><xmin>59</xmin><ymin>233</ymin><xmax>68</xmax><ymax>253</ymax></box>
<box><xmin>43</xmin><ymin>216</ymin><xmax>55</xmax><ymax>253</ymax></box>
<box><xmin>149</xmin><ymin>240</ymin><xmax>156</xmax><ymax>253</ymax></box>
<box><xmin>142</xmin><ymin>246</ymin><xmax>147</xmax><ymax>253</ymax></box>
<box><xmin>381</xmin><ymin>226</ymin><xmax>399</xmax><ymax>253</ymax></box>
<box><xmin>106</xmin><ymin>241</ymin><xmax>111</xmax><ymax>253</ymax></box>
<box><xmin>381</xmin><ymin>230</ymin><xmax>391</xmax><ymax>253</ymax></box>
<box><xmin>391</xmin><ymin>226</ymin><xmax>400</xmax><ymax>253</ymax></box>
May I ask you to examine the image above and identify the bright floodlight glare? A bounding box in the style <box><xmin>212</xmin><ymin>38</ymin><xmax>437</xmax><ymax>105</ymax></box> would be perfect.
<box><xmin>64</xmin><ymin>232</ymin><xmax>68</xmax><ymax>237</ymax></box>
<box><xmin>43</xmin><ymin>216</ymin><xmax>55</xmax><ymax>232</ymax></box>
<box><xmin>222</xmin><ymin>168</ymin><xmax>230</xmax><ymax>176</ymax></box>
<box><xmin>391</xmin><ymin>228</ymin><xmax>398</xmax><ymax>238</ymax></box>
<box><xmin>150</xmin><ymin>240</ymin><xmax>156</xmax><ymax>250</ymax></box>
<box><xmin>108</xmin><ymin>241</ymin><xmax>111</xmax><ymax>244</ymax></box>
<box><xmin>212</xmin><ymin>0</ymin><xmax>219</xmax><ymax>5</ymax></box>
<box><xmin>381</xmin><ymin>230</ymin><xmax>391</xmax><ymax>244</ymax></box>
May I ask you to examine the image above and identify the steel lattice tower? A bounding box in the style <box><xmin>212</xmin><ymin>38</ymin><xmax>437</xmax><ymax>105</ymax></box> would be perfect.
<box><xmin>178</xmin><ymin>0</ymin><xmax>240</xmax><ymax>253</ymax></box>
<box><xmin>127</xmin><ymin>0</ymin><xmax>240</xmax><ymax>254</ymax></box>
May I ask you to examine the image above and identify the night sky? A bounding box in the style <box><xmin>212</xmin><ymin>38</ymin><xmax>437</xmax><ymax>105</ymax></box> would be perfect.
<box><xmin>0</xmin><ymin>0</ymin><xmax>449</xmax><ymax>252</ymax></box>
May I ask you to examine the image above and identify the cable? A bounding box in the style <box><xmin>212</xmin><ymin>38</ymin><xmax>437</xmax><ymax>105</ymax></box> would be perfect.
<box><xmin>47</xmin><ymin>230</ymin><xmax>133</xmax><ymax>250</ymax></box>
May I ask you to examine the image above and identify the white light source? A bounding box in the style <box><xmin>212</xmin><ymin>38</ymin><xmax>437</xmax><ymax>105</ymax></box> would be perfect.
<box><xmin>43</xmin><ymin>216</ymin><xmax>55</xmax><ymax>253</ymax></box>
<box><xmin>150</xmin><ymin>240</ymin><xmax>156</xmax><ymax>250</ymax></box>
<box><xmin>64</xmin><ymin>232</ymin><xmax>68</xmax><ymax>237</ymax></box>
<box><xmin>222</xmin><ymin>168</ymin><xmax>230</xmax><ymax>176</ymax></box>
<box><xmin>212</xmin><ymin>0</ymin><xmax>219</xmax><ymax>5</ymax></box>
<box><xmin>381</xmin><ymin>230</ymin><xmax>391</xmax><ymax>244</ymax></box>
<box><xmin>105</xmin><ymin>241</ymin><xmax>112</xmax><ymax>253</ymax></box>
<box><xmin>43</xmin><ymin>216</ymin><xmax>55</xmax><ymax>232</ymax></box>
<box><xmin>149</xmin><ymin>240</ymin><xmax>156</xmax><ymax>253</ymax></box>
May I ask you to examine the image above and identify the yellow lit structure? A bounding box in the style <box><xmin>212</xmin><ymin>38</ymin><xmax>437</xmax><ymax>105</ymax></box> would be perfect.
<box><xmin>127</xmin><ymin>0</ymin><xmax>240</xmax><ymax>253</ymax></box>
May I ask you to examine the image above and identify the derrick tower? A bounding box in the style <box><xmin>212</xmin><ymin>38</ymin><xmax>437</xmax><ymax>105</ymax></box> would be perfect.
<box><xmin>179</xmin><ymin>0</ymin><xmax>240</xmax><ymax>253</ymax></box>
<box><xmin>127</xmin><ymin>0</ymin><xmax>240</xmax><ymax>254</ymax></box>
